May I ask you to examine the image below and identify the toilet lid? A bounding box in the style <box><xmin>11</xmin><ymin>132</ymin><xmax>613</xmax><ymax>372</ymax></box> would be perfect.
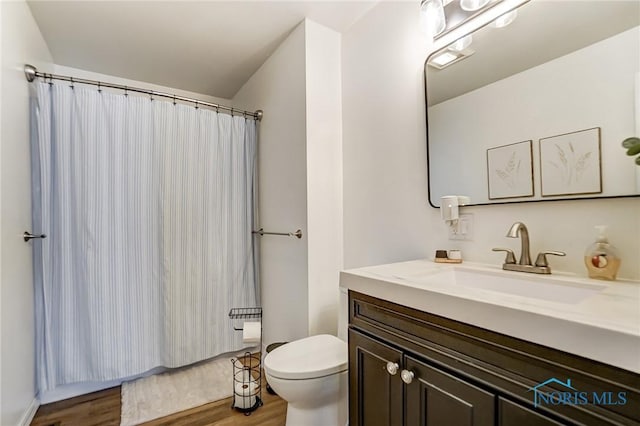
<box><xmin>264</xmin><ymin>334</ymin><xmax>347</xmax><ymax>380</ymax></box>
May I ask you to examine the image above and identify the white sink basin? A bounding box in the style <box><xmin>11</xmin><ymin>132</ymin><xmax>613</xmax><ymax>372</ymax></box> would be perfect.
<box><xmin>396</xmin><ymin>267</ymin><xmax>607</xmax><ymax>304</ymax></box>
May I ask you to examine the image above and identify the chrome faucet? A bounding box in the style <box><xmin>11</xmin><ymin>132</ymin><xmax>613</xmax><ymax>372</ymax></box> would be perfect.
<box><xmin>493</xmin><ymin>222</ymin><xmax>565</xmax><ymax>274</ymax></box>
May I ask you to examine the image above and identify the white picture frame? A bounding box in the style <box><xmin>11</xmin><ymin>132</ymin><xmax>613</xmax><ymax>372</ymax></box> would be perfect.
<box><xmin>486</xmin><ymin>140</ymin><xmax>534</xmax><ymax>200</ymax></box>
<box><xmin>539</xmin><ymin>127</ymin><xmax>602</xmax><ymax>197</ymax></box>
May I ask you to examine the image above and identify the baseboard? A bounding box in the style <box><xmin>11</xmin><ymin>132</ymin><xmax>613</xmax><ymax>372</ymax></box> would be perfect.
<box><xmin>18</xmin><ymin>397</ymin><xmax>39</xmax><ymax>426</ymax></box>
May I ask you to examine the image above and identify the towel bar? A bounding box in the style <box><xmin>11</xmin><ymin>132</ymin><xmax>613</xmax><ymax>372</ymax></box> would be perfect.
<box><xmin>252</xmin><ymin>228</ymin><xmax>302</xmax><ymax>239</ymax></box>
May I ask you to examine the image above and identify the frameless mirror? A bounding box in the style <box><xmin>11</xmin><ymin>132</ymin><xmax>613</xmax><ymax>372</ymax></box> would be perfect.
<box><xmin>425</xmin><ymin>0</ymin><xmax>640</xmax><ymax>207</ymax></box>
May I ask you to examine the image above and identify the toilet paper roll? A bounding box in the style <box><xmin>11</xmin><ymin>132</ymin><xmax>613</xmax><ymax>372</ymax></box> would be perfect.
<box><xmin>240</xmin><ymin>368</ymin><xmax>252</xmax><ymax>383</ymax></box>
<box><xmin>234</xmin><ymin>380</ymin><xmax>259</xmax><ymax>409</ymax></box>
<box><xmin>242</xmin><ymin>321</ymin><xmax>261</xmax><ymax>344</ymax></box>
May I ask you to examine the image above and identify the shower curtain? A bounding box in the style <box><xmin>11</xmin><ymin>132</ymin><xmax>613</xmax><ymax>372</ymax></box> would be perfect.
<box><xmin>30</xmin><ymin>81</ymin><xmax>258</xmax><ymax>393</ymax></box>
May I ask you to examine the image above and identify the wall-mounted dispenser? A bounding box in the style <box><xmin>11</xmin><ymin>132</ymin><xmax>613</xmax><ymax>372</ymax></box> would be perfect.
<box><xmin>441</xmin><ymin>195</ymin><xmax>471</xmax><ymax>239</ymax></box>
<box><xmin>440</xmin><ymin>195</ymin><xmax>470</xmax><ymax>223</ymax></box>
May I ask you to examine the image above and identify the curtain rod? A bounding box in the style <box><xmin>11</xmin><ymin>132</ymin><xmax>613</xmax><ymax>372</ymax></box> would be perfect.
<box><xmin>24</xmin><ymin>64</ymin><xmax>263</xmax><ymax>121</ymax></box>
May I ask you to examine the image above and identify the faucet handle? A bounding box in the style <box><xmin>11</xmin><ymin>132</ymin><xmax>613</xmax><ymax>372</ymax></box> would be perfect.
<box><xmin>535</xmin><ymin>250</ymin><xmax>566</xmax><ymax>267</ymax></box>
<box><xmin>492</xmin><ymin>248</ymin><xmax>516</xmax><ymax>264</ymax></box>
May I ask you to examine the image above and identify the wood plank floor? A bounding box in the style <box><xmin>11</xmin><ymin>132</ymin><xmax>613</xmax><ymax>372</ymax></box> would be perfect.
<box><xmin>31</xmin><ymin>375</ymin><xmax>286</xmax><ymax>426</ymax></box>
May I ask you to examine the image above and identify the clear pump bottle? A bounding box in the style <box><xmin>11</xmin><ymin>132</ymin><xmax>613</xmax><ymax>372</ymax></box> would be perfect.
<box><xmin>584</xmin><ymin>225</ymin><xmax>621</xmax><ymax>281</ymax></box>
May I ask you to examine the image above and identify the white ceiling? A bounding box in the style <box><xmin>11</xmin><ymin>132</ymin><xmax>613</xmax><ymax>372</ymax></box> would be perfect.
<box><xmin>27</xmin><ymin>0</ymin><xmax>379</xmax><ymax>99</ymax></box>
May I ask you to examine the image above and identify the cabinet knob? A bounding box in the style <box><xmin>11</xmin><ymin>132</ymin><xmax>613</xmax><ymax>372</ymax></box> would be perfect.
<box><xmin>401</xmin><ymin>369</ymin><xmax>414</xmax><ymax>384</ymax></box>
<box><xmin>386</xmin><ymin>362</ymin><xmax>399</xmax><ymax>375</ymax></box>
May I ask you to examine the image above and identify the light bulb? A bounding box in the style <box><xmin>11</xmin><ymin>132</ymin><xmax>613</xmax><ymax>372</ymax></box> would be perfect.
<box><xmin>421</xmin><ymin>0</ymin><xmax>447</xmax><ymax>38</ymax></box>
<box><xmin>449</xmin><ymin>34</ymin><xmax>472</xmax><ymax>51</ymax></box>
<box><xmin>490</xmin><ymin>9</ymin><xmax>518</xmax><ymax>28</ymax></box>
<box><xmin>459</xmin><ymin>0</ymin><xmax>490</xmax><ymax>12</ymax></box>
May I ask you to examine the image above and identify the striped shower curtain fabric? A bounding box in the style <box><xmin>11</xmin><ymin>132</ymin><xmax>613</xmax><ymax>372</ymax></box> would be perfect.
<box><xmin>30</xmin><ymin>81</ymin><xmax>258</xmax><ymax>393</ymax></box>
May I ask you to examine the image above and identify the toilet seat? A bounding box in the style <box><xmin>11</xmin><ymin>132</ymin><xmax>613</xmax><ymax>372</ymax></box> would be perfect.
<box><xmin>264</xmin><ymin>334</ymin><xmax>347</xmax><ymax>380</ymax></box>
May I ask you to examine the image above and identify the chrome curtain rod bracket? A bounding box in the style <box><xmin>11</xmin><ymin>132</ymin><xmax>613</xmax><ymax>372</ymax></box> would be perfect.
<box><xmin>24</xmin><ymin>231</ymin><xmax>46</xmax><ymax>242</ymax></box>
<box><xmin>252</xmin><ymin>228</ymin><xmax>303</xmax><ymax>239</ymax></box>
<box><xmin>23</xmin><ymin>64</ymin><xmax>264</xmax><ymax>121</ymax></box>
<box><xmin>25</xmin><ymin>64</ymin><xmax>37</xmax><ymax>82</ymax></box>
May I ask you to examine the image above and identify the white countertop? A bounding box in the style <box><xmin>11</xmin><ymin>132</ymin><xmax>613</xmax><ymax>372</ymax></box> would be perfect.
<box><xmin>339</xmin><ymin>259</ymin><xmax>640</xmax><ymax>373</ymax></box>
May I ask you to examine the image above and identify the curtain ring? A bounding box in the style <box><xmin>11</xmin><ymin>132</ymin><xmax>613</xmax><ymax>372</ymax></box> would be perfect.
<box><xmin>173</xmin><ymin>95</ymin><xmax>177</xmax><ymax>105</ymax></box>
<box><xmin>70</xmin><ymin>77</ymin><xmax>74</xmax><ymax>89</ymax></box>
<box><xmin>195</xmin><ymin>100</ymin><xmax>199</xmax><ymax>110</ymax></box>
<box><xmin>215</xmin><ymin>105</ymin><xmax>219</xmax><ymax>113</ymax></box>
<box><xmin>150</xmin><ymin>91</ymin><xmax>154</xmax><ymax>102</ymax></box>
<box><xmin>231</xmin><ymin>107</ymin><xmax>235</xmax><ymax>116</ymax></box>
<box><xmin>124</xmin><ymin>86</ymin><xmax>128</xmax><ymax>97</ymax></box>
<box><xmin>47</xmin><ymin>73</ymin><xmax>53</xmax><ymax>86</ymax></box>
<box><xmin>97</xmin><ymin>81</ymin><xmax>102</xmax><ymax>93</ymax></box>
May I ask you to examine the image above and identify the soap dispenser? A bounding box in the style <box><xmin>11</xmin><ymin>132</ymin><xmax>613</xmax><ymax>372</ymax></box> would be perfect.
<box><xmin>584</xmin><ymin>225</ymin><xmax>621</xmax><ymax>280</ymax></box>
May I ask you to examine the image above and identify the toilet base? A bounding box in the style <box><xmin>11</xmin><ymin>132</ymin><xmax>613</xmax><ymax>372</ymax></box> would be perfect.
<box><xmin>267</xmin><ymin>370</ymin><xmax>348</xmax><ymax>426</ymax></box>
<box><xmin>263</xmin><ymin>335</ymin><xmax>349</xmax><ymax>426</ymax></box>
<box><xmin>285</xmin><ymin>392</ymin><xmax>347</xmax><ymax>426</ymax></box>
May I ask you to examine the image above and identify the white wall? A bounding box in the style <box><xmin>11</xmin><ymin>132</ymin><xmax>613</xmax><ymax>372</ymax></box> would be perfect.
<box><xmin>0</xmin><ymin>1</ymin><xmax>53</xmax><ymax>424</ymax></box>
<box><xmin>430</xmin><ymin>27</ymin><xmax>639</xmax><ymax>203</ymax></box>
<box><xmin>343</xmin><ymin>1</ymin><xmax>432</xmax><ymax>269</ymax></box>
<box><xmin>234</xmin><ymin>19</ymin><xmax>343</xmax><ymax>342</ymax></box>
<box><xmin>342</xmin><ymin>1</ymin><xmax>640</xmax><ymax>280</ymax></box>
<box><xmin>233</xmin><ymin>22</ymin><xmax>310</xmax><ymax>346</ymax></box>
<box><xmin>426</xmin><ymin>198</ymin><xmax>640</xmax><ymax>279</ymax></box>
<box><xmin>305</xmin><ymin>20</ymin><xmax>343</xmax><ymax>336</ymax></box>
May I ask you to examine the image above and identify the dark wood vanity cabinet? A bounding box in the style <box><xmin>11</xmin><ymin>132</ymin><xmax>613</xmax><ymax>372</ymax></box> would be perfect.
<box><xmin>405</xmin><ymin>352</ymin><xmax>496</xmax><ymax>425</ymax></box>
<box><xmin>349</xmin><ymin>329</ymin><xmax>404</xmax><ymax>426</ymax></box>
<box><xmin>348</xmin><ymin>291</ymin><xmax>640</xmax><ymax>426</ymax></box>
<box><xmin>497</xmin><ymin>398</ymin><xmax>565</xmax><ymax>426</ymax></box>
<box><xmin>350</xmin><ymin>329</ymin><xmax>495</xmax><ymax>426</ymax></box>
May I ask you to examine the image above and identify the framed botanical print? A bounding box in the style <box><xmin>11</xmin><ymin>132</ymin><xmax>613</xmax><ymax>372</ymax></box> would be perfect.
<box><xmin>487</xmin><ymin>140</ymin><xmax>534</xmax><ymax>199</ymax></box>
<box><xmin>539</xmin><ymin>127</ymin><xmax>602</xmax><ymax>197</ymax></box>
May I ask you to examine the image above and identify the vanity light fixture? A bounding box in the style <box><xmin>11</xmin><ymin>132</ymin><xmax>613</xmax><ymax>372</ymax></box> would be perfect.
<box><xmin>459</xmin><ymin>0</ymin><xmax>491</xmax><ymax>12</ymax></box>
<box><xmin>426</xmin><ymin>0</ymin><xmax>507</xmax><ymax>41</ymax></box>
<box><xmin>490</xmin><ymin>9</ymin><xmax>518</xmax><ymax>28</ymax></box>
<box><xmin>421</xmin><ymin>0</ymin><xmax>447</xmax><ymax>37</ymax></box>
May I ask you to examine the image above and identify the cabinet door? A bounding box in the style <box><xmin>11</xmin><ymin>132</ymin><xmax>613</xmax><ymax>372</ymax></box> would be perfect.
<box><xmin>404</xmin><ymin>355</ymin><xmax>495</xmax><ymax>426</ymax></box>
<box><xmin>349</xmin><ymin>328</ymin><xmax>404</xmax><ymax>426</ymax></box>
<box><xmin>498</xmin><ymin>397</ymin><xmax>567</xmax><ymax>426</ymax></box>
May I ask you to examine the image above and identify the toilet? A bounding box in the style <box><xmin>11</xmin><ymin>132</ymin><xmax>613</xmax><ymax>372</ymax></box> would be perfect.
<box><xmin>263</xmin><ymin>334</ymin><xmax>348</xmax><ymax>426</ymax></box>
